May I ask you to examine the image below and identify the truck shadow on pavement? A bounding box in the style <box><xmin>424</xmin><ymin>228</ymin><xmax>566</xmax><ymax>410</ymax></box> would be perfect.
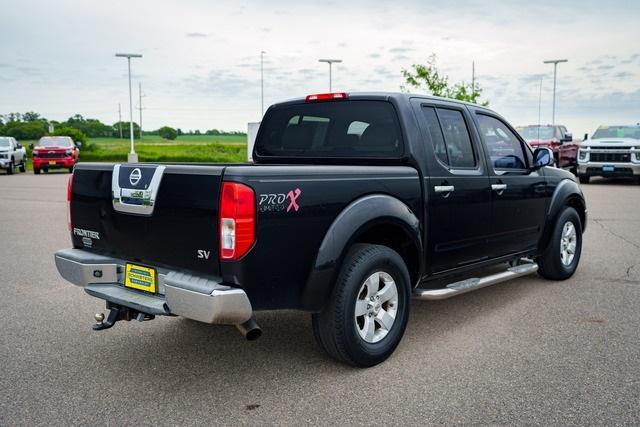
<box><xmin>90</xmin><ymin>274</ymin><xmax>544</xmax><ymax>387</ymax></box>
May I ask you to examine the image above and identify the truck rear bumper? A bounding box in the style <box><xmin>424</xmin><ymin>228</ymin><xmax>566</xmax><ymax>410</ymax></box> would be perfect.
<box><xmin>54</xmin><ymin>248</ymin><xmax>253</xmax><ymax>325</ymax></box>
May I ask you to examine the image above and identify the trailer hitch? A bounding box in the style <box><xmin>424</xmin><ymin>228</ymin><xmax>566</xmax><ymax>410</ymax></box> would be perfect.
<box><xmin>93</xmin><ymin>303</ymin><xmax>155</xmax><ymax>331</ymax></box>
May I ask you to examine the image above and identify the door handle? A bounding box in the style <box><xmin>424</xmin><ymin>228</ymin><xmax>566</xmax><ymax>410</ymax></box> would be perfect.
<box><xmin>491</xmin><ymin>183</ymin><xmax>507</xmax><ymax>195</ymax></box>
<box><xmin>434</xmin><ymin>185</ymin><xmax>455</xmax><ymax>197</ymax></box>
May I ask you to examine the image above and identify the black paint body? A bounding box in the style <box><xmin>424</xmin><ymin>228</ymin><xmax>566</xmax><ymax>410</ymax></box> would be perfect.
<box><xmin>69</xmin><ymin>93</ymin><xmax>586</xmax><ymax>312</ymax></box>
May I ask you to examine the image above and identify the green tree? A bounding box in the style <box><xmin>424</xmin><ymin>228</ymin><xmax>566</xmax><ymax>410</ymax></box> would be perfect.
<box><xmin>3</xmin><ymin>120</ymin><xmax>48</xmax><ymax>140</ymax></box>
<box><xmin>112</xmin><ymin>121</ymin><xmax>140</xmax><ymax>139</ymax></box>
<box><xmin>158</xmin><ymin>126</ymin><xmax>178</xmax><ymax>140</ymax></box>
<box><xmin>48</xmin><ymin>127</ymin><xmax>87</xmax><ymax>144</ymax></box>
<box><xmin>401</xmin><ymin>54</ymin><xmax>488</xmax><ymax>105</ymax></box>
<box><xmin>22</xmin><ymin>111</ymin><xmax>42</xmax><ymax>122</ymax></box>
<box><xmin>62</xmin><ymin>114</ymin><xmax>111</xmax><ymax>137</ymax></box>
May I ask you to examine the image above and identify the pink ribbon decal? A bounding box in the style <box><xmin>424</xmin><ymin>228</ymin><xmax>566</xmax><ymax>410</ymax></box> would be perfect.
<box><xmin>286</xmin><ymin>188</ymin><xmax>301</xmax><ymax>212</ymax></box>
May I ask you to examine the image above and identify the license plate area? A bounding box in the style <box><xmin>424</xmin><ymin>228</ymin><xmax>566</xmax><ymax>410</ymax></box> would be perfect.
<box><xmin>602</xmin><ymin>165</ymin><xmax>615</xmax><ymax>172</ymax></box>
<box><xmin>125</xmin><ymin>263</ymin><xmax>157</xmax><ymax>293</ymax></box>
<box><xmin>49</xmin><ymin>161</ymin><xmax>57</xmax><ymax>165</ymax></box>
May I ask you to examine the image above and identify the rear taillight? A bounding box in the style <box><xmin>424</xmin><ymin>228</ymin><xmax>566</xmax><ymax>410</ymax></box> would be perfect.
<box><xmin>66</xmin><ymin>174</ymin><xmax>73</xmax><ymax>232</ymax></box>
<box><xmin>219</xmin><ymin>182</ymin><xmax>255</xmax><ymax>260</ymax></box>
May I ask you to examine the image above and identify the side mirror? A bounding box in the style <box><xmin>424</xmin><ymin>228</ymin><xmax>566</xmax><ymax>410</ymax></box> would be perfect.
<box><xmin>583</xmin><ymin>133</ymin><xmax>588</xmax><ymax>141</ymax></box>
<box><xmin>75</xmin><ymin>141</ymin><xmax>82</xmax><ymax>148</ymax></box>
<box><xmin>532</xmin><ymin>147</ymin><xmax>553</xmax><ymax>169</ymax></box>
<box><xmin>29</xmin><ymin>143</ymin><xmax>34</xmax><ymax>149</ymax></box>
<box><xmin>16</xmin><ymin>143</ymin><xmax>22</xmax><ymax>149</ymax></box>
<box><xmin>562</xmin><ymin>132</ymin><xmax>573</xmax><ymax>142</ymax></box>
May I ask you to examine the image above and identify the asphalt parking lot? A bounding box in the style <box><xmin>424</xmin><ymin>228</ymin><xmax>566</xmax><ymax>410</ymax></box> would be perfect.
<box><xmin>1</xmin><ymin>172</ymin><xmax>639</xmax><ymax>425</ymax></box>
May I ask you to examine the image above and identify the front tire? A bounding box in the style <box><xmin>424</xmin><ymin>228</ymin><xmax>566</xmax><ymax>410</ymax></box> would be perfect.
<box><xmin>578</xmin><ymin>175</ymin><xmax>589</xmax><ymax>184</ymax></box>
<box><xmin>6</xmin><ymin>160</ymin><xmax>13</xmax><ymax>175</ymax></box>
<box><xmin>19</xmin><ymin>161</ymin><xmax>26</xmax><ymax>173</ymax></box>
<box><xmin>312</xmin><ymin>244</ymin><xmax>411</xmax><ymax>367</ymax></box>
<box><xmin>538</xmin><ymin>207</ymin><xmax>583</xmax><ymax>280</ymax></box>
<box><xmin>34</xmin><ymin>168</ymin><xmax>41</xmax><ymax>175</ymax></box>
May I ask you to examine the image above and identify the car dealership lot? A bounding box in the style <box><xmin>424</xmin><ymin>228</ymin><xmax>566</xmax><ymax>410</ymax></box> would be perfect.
<box><xmin>1</xmin><ymin>173</ymin><xmax>638</xmax><ymax>425</ymax></box>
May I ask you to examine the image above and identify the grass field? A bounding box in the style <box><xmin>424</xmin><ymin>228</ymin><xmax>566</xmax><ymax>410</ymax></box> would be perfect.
<box><xmin>22</xmin><ymin>134</ymin><xmax>249</xmax><ymax>165</ymax></box>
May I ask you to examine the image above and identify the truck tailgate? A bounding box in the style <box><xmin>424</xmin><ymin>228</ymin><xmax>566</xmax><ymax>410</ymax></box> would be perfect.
<box><xmin>70</xmin><ymin>163</ymin><xmax>225</xmax><ymax>276</ymax></box>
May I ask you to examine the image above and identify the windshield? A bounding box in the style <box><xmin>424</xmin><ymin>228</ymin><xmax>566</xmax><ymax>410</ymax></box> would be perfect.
<box><xmin>517</xmin><ymin>126</ymin><xmax>554</xmax><ymax>141</ymax></box>
<box><xmin>38</xmin><ymin>137</ymin><xmax>73</xmax><ymax>147</ymax></box>
<box><xmin>0</xmin><ymin>138</ymin><xmax>11</xmax><ymax>147</ymax></box>
<box><xmin>592</xmin><ymin>126</ymin><xmax>640</xmax><ymax>140</ymax></box>
<box><xmin>256</xmin><ymin>100</ymin><xmax>403</xmax><ymax>158</ymax></box>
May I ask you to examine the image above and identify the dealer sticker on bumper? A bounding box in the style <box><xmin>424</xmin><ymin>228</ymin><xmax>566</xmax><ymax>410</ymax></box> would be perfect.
<box><xmin>125</xmin><ymin>263</ymin><xmax>157</xmax><ymax>293</ymax></box>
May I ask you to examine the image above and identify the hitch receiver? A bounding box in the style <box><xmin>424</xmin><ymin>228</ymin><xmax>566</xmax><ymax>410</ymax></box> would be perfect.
<box><xmin>93</xmin><ymin>303</ymin><xmax>155</xmax><ymax>331</ymax></box>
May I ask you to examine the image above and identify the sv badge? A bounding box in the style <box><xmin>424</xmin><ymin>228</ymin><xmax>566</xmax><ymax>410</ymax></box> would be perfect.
<box><xmin>197</xmin><ymin>250</ymin><xmax>211</xmax><ymax>260</ymax></box>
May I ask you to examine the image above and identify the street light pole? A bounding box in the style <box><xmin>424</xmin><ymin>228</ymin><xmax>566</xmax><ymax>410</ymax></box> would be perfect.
<box><xmin>318</xmin><ymin>59</ymin><xmax>342</xmax><ymax>91</ymax></box>
<box><xmin>116</xmin><ymin>53</ymin><xmax>142</xmax><ymax>163</ymax></box>
<box><xmin>543</xmin><ymin>59</ymin><xmax>568</xmax><ymax>126</ymax></box>
<box><xmin>260</xmin><ymin>51</ymin><xmax>266</xmax><ymax>118</ymax></box>
<box><xmin>138</xmin><ymin>82</ymin><xmax>143</xmax><ymax>140</ymax></box>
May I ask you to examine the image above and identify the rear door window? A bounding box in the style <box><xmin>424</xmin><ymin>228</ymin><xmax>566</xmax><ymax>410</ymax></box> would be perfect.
<box><xmin>256</xmin><ymin>101</ymin><xmax>403</xmax><ymax>158</ymax></box>
<box><xmin>421</xmin><ymin>107</ymin><xmax>448</xmax><ymax>165</ymax></box>
<box><xmin>421</xmin><ymin>107</ymin><xmax>476</xmax><ymax>168</ymax></box>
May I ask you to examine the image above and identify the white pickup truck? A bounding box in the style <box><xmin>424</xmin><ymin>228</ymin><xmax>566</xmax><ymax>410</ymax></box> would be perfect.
<box><xmin>577</xmin><ymin>125</ymin><xmax>640</xmax><ymax>184</ymax></box>
<box><xmin>0</xmin><ymin>137</ymin><xmax>27</xmax><ymax>174</ymax></box>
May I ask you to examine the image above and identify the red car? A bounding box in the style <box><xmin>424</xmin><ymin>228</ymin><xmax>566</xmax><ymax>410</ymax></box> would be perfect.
<box><xmin>32</xmin><ymin>136</ymin><xmax>80</xmax><ymax>174</ymax></box>
<box><xmin>517</xmin><ymin>125</ymin><xmax>579</xmax><ymax>173</ymax></box>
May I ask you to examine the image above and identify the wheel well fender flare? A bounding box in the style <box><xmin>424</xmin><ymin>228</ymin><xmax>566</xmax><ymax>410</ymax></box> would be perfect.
<box><xmin>301</xmin><ymin>194</ymin><xmax>422</xmax><ymax>311</ymax></box>
<box><xmin>540</xmin><ymin>179</ymin><xmax>586</xmax><ymax>250</ymax></box>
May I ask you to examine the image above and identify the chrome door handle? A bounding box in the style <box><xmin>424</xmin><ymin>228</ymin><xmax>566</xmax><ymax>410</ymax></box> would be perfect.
<box><xmin>491</xmin><ymin>183</ymin><xmax>507</xmax><ymax>194</ymax></box>
<box><xmin>434</xmin><ymin>185</ymin><xmax>455</xmax><ymax>195</ymax></box>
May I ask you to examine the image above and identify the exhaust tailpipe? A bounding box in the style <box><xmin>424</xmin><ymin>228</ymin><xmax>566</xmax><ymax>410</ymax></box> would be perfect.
<box><xmin>235</xmin><ymin>317</ymin><xmax>262</xmax><ymax>341</ymax></box>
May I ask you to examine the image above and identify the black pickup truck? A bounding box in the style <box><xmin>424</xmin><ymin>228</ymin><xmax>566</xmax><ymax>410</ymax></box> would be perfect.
<box><xmin>55</xmin><ymin>92</ymin><xmax>586</xmax><ymax>367</ymax></box>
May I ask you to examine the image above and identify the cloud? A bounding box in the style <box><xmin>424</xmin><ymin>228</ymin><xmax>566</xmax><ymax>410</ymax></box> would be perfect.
<box><xmin>368</xmin><ymin>53</ymin><xmax>381</xmax><ymax>59</ymax></box>
<box><xmin>613</xmin><ymin>71</ymin><xmax>633</xmax><ymax>79</ymax></box>
<box><xmin>519</xmin><ymin>74</ymin><xmax>546</xmax><ymax>85</ymax></box>
<box><xmin>186</xmin><ymin>32</ymin><xmax>208</xmax><ymax>38</ymax></box>
<box><xmin>597</xmin><ymin>64</ymin><xmax>615</xmax><ymax>70</ymax></box>
<box><xmin>389</xmin><ymin>47</ymin><xmax>413</xmax><ymax>54</ymax></box>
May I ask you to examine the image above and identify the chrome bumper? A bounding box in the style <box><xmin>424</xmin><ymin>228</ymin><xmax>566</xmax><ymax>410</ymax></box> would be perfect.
<box><xmin>54</xmin><ymin>248</ymin><xmax>253</xmax><ymax>325</ymax></box>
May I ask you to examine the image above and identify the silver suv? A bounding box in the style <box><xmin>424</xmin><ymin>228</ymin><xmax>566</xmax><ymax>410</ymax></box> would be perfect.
<box><xmin>577</xmin><ymin>125</ymin><xmax>640</xmax><ymax>184</ymax></box>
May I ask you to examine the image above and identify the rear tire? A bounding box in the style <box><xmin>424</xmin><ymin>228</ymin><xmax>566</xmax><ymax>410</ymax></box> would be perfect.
<box><xmin>538</xmin><ymin>207</ymin><xmax>582</xmax><ymax>280</ymax></box>
<box><xmin>19</xmin><ymin>161</ymin><xmax>26</xmax><ymax>173</ymax></box>
<box><xmin>312</xmin><ymin>244</ymin><xmax>411</xmax><ymax>367</ymax></box>
<box><xmin>578</xmin><ymin>175</ymin><xmax>589</xmax><ymax>184</ymax></box>
<box><xmin>34</xmin><ymin>168</ymin><xmax>41</xmax><ymax>175</ymax></box>
<box><xmin>68</xmin><ymin>167</ymin><xmax>73</xmax><ymax>173</ymax></box>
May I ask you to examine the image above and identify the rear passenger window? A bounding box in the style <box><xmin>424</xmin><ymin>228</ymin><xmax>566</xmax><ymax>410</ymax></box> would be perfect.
<box><xmin>476</xmin><ymin>114</ymin><xmax>528</xmax><ymax>170</ymax></box>
<box><xmin>421</xmin><ymin>107</ymin><xmax>448</xmax><ymax>165</ymax></box>
<box><xmin>436</xmin><ymin>109</ymin><xmax>476</xmax><ymax>168</ymax></box>
<box><xmin>422</xmin><ymin>107</ymin><xmax>476</xmax><ymax>168</ymax></box>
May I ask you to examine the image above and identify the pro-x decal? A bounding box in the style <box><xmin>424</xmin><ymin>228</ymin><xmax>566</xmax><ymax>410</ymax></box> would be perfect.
<box><xmin>258</xmin><ymin>188</ymin><xmax>302</xmax><ymax>213</ymax></box>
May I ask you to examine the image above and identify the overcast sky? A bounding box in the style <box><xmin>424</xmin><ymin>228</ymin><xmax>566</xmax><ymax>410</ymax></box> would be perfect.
<box><xmin>1</xmin><ymin>0</ymin><xmax>639</xmax><ymax>136</ymax></box>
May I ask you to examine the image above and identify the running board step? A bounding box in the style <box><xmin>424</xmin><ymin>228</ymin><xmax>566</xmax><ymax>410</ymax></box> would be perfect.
<box><xmin>412</xmin><ymin>263</ymin><xmax>539</xmax><ymax>301</ymax></box>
